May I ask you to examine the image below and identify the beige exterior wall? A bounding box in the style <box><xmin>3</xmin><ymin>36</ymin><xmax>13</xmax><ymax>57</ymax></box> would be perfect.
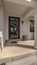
<box><xmin>20</xmin><ymin>18</ymin><xmax>30</xmax><ymax>39</ymax></box>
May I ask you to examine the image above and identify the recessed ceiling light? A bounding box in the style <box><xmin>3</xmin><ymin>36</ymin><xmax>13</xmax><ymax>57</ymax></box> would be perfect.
<box><xmin>26</xmin><ymin>0</ymin><xmax>31</xmax><ymax>2</ymax></box>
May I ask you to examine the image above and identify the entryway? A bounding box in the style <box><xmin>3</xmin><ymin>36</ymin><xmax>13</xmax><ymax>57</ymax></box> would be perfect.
<box><xmin>9</xmin><ymin>16</ymin><xmax>20</xmax><ymax>39</ymax></box>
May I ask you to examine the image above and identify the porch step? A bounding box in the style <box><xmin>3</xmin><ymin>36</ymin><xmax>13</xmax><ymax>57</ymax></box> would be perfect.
<box><xmin>6</xmin><ymin>55</ymin><xmax>37</xmax><ymax>65</ymax></box>
<box><xmin>0</xmin><ymin>50</ymin><xmax>37</xmax><ymax>64</ymax></box>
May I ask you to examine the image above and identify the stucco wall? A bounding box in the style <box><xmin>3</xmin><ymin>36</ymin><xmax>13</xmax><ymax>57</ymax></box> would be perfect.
<box><xmin>20</xmin><ymin>18</ymin><xmax>30</xmax><ymax>39</ymax></box>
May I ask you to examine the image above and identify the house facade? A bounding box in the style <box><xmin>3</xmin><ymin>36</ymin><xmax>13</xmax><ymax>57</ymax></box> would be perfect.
<box><xmin>0</xmin><ymin>0</ymin><xmax>37</xmax><ymax>49</ymax></box>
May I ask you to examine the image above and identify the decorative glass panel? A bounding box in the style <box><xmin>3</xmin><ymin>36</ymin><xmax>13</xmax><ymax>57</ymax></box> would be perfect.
<box><xmin>9</xmin><ymin>17</ymin><xmax>20</xmax><ymax>39</ymax></box>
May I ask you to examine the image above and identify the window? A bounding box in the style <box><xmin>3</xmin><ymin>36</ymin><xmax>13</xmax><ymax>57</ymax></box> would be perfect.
<box><xmin>30</xmin><ymin>20</ymin><xmax>34</xmax><ymax>32</ymax></box>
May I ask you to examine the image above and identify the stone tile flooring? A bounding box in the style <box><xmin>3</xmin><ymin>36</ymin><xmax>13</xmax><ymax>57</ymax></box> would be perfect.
<box><xmin>0</xmin><ymin>40</ymin><xmax>37</xmax><ymax>64</ymax></box>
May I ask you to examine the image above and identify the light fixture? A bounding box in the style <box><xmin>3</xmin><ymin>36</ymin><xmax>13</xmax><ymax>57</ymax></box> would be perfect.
<box><xmin>26</xmin><ymin>0</ymin><xmax>31</xmax><ymax>2</ymax></box>
<box><xmin>21</xmin><ymin>20</ymin><xmax>24</xmax><ymax>24</ymax></box>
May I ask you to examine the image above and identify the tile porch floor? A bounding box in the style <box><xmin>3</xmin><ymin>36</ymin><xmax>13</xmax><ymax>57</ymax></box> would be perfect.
<box><xmin>0</xmin><ymin>40</ymin><xmax>37</xmax><ymax>64</ymax></box>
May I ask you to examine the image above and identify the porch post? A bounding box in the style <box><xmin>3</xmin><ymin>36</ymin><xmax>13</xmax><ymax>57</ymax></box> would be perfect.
<box><xmin>34</xmin><ymin>6</ymin><xmax>37</xmax><ymax>49</ymax></box>
<box><xmin>0</xmin><ymin>5</ymin><xmax>4</xmax><ymax>50</ymax></box>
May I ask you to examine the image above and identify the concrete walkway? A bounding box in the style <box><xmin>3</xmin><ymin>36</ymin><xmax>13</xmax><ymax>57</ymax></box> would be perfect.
<box><xmin>0</xmin><ymin>40</ymin><xmax>37</xmax><ymax>64</ymax></box>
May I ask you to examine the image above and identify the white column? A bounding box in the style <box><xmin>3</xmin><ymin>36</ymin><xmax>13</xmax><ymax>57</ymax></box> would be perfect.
<box><xmin>34</xmin><ymin>6</ymin><xmax>37</xmax><ymax>49</ymax></box>
<box><xmin>0</xmin><ymin>5</ymin><xmax>4</xmax><ymax>49</ymax></box>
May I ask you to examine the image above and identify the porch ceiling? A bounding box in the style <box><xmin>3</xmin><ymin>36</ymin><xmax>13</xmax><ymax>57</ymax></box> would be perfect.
<box><xmin>4</xmin><ymin>1</ymin><xmax>29</xmax><ymax>17</ymax></box>
<box><xmin>4</xmin><ymin>0</ymin><xmax>37</xmax><ymax>7</ymax></box>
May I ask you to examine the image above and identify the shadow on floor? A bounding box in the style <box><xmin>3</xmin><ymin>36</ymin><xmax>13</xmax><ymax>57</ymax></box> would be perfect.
<box><xmin>5</xmin><ymin>43</ymin><xmax>35</xmax><ymax>50</ymax></box>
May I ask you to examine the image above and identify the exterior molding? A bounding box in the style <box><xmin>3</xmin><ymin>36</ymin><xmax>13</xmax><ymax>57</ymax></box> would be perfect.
<box><xmin>22</xmin><ymin>7</ymin><xmax>33</xmax><ymax>19</ymax></box>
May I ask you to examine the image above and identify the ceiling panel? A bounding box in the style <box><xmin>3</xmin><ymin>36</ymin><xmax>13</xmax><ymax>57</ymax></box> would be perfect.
<box><xmin>4</xmin><ymin>1</ymin><xmax>28</xmax><ymax>17</ymax></box>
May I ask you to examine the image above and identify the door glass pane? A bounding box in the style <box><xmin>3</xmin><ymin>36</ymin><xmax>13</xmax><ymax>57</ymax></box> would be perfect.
<box><xmin>9</xmin><ymin>17</ymin><xmax>20</xmax><ymax>39</ymax></box>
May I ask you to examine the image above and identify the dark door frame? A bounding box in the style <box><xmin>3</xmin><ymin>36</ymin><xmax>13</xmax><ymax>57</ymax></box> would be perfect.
<box><xmin>9</xmin><ymin>16</ymin><xmax>20</xmax><ymax>39</ymax></box>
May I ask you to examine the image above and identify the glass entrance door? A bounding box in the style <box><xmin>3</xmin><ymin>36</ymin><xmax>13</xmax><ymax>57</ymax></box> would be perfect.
<box><xmin>9</xmin><ymin>17</ymin><xmax>20</xmax><ymax>39</ymax></box>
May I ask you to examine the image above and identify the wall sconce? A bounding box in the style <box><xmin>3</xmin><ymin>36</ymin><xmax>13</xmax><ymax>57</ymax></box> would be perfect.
<box><xmin>21</xmin><ymin>20</ymin><xmax>24</xmax><ymax>24</ymax></box>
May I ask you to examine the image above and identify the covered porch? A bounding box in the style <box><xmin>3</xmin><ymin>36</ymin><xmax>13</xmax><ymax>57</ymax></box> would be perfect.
<box><xmin>0</xmin><ymin>0</ymin><xmax>37</xmax><ymax>49</ymax></box>
<box><xmin>0</xmin><ymin>0</ymin><xmax>37</xmax><ymax>64</ymax></box>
